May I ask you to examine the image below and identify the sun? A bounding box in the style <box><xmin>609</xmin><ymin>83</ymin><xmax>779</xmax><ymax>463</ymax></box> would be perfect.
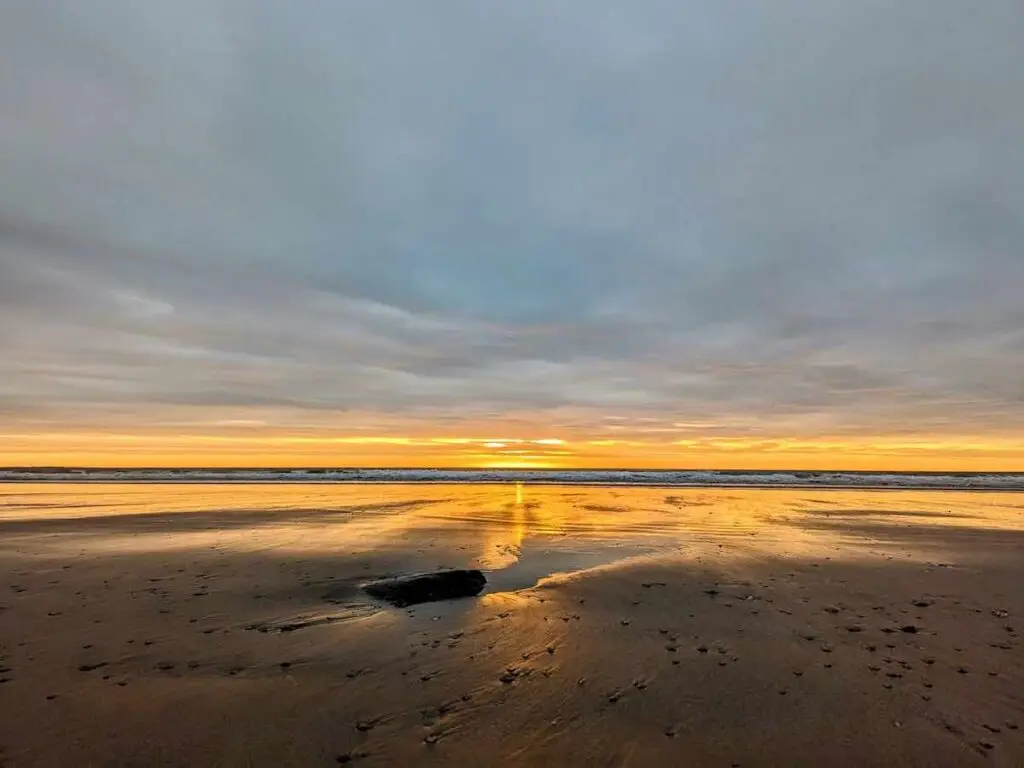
<box><xmin>479</xmin><ymin>459</ymin><xmax>556</xmax><ymax>469</ymax></box>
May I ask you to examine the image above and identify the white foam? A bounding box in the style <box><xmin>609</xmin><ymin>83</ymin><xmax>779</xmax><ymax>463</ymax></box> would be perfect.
<box><xmin>1</xmin><ymin>468</ymin><xmax>1022</xmax><ymax>490</ymax></box>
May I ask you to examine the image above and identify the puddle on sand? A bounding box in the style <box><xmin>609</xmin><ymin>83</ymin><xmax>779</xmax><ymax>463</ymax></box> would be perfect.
<box><xmin>8</xmin><ymin>482</ymin><xmax>1023</xmax><ymax>619</ymax></box>
<box><xmin>482</xmin><ymin>541</ymin><xmax>668</xmax><ymax>594</ymax></box>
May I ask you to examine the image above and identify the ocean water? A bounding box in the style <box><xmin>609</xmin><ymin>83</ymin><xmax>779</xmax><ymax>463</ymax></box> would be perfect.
<box><xmin>2</xmin><ymin>468</ymin><xmax>1024</xmax><ymax>489</ymax></box>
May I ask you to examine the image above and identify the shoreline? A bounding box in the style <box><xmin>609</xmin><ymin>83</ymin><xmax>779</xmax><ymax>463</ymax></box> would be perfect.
<box><xmin>2</xmin><ymin>480</ymin><xmax>1023</xmax><ymax>492</ymax></box>
<box><xmin>3</xmin><ymin>473</ymin><xmax>1024</xmax><ymax>492</ymax></box>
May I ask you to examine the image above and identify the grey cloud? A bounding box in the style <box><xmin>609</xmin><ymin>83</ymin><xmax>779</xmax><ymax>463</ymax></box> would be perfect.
<box><xmin>1</xmin><ymin>1</ymin><xmax>1023</xmax><ymax>442</ymax></box>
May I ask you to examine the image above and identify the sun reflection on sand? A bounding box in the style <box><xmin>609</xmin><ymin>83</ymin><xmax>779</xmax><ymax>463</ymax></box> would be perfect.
<box><xmin>474</xmin><ymin>484</ymin><xmax>534</xmax><ymax>570</ymax></box>
<box><xmin>2</xmin><ymin>484</ymin><xmax>1022</xmax><ymax>577</ymax></box>
<box><xmin>4</xmin><ymin>484</ymin><xmax>1023</xmax><ymax>767</ymax></box>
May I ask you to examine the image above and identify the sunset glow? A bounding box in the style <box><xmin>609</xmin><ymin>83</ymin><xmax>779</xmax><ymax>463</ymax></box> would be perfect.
<box><xmin>2</xmin><ymin>3</ymin><xmax>1022</xmax><ymax>473</ymax></box>
<box><xmin>3</xmin><ymin>427</ymin><xmax>1022</xmax><ymax>471</ymax></box>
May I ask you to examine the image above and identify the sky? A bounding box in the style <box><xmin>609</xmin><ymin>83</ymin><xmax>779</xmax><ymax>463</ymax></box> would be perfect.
<box><xmin>1</xmin><ymin>1</ymin><xmax>1023</xmax><ymax>470</ymax></box>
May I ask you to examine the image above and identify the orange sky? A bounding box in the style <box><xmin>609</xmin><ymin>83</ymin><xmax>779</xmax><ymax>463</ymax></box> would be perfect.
<box><xmin>4</xmin><ymin>430</ymin><xmax>1022</xmax><ymax>471</ymax></box>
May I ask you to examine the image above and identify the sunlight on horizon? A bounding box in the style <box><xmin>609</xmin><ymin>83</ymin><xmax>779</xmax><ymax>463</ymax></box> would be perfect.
<box><xmin>2</xmin><ymin>429</ymin><xmax>1023</xmax><ymax>471</ymax></box>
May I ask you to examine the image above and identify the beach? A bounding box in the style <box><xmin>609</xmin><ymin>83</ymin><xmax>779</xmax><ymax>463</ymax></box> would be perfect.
<box><xmin>1</xmin><ymin>483</ymin><xmax>1022</xmax><ymax>766</ymax></box>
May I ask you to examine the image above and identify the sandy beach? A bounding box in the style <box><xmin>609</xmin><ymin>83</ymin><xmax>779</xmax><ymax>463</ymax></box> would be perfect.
<box><xmin>1</xmin><ymin>483</ymin><xmax>1022</xmax><ymax>767</ymax></box>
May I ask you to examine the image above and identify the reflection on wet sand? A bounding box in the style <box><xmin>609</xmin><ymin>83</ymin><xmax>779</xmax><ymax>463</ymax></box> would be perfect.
<box><xmin>1</xmin><ymin>483</ymin><xmax>1022</xmax><ymax>766</ymax></box>
<box><xmin>2</xmin><ymin>482</ymin><xmax>1022</xmax><ymax>597</ymax></box>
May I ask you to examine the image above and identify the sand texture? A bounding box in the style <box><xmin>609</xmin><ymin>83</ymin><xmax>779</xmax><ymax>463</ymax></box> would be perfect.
<box><xmin>1</xmin><ymin>483</ymin><xmax>1022</xmax><ymax>767</ymax></box>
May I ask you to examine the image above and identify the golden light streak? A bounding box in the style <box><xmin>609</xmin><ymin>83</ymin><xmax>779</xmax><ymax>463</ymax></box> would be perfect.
<box><xmin>480</xmin><ymin>459</ymin><xmax>556</xmax><ymax>469</ymax></box>
<box><xmin>1</xmin><ymin>428</ymin><xmax>1022</xmax><ymax>470</ymax></box>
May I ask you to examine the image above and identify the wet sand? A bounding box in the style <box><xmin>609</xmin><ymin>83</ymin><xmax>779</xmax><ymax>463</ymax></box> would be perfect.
<box><xmin>1</xmin><ymin>483</ymin><xmax>1022</xmax><ymax>767</ymax></box>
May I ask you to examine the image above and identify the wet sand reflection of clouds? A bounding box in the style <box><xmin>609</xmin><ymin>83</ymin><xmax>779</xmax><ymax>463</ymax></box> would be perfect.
<box><xmin>3</xmin><ymin>483</ymin><xmax>1022</xmax><ymax>586</ymax></box>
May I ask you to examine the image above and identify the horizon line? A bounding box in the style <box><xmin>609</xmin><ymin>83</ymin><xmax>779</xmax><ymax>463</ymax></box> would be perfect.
<box><xmin>3</xmin><ymin>465</ymin><xmax>1023</xmax><ymax>475</ymax></box>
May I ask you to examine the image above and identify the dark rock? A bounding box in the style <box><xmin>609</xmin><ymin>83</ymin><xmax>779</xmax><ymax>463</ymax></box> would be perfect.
<box><xmin>363</xmin><ymin>570</ymin><xmax>486</xmax><ymax>607</ymax></box>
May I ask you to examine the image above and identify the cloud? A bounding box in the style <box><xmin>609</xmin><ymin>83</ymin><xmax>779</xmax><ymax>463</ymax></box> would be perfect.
<box><xmin>1</xmin><ymin>1</ymin><xmax>1023</xmax><ymax>448</ymax></box>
